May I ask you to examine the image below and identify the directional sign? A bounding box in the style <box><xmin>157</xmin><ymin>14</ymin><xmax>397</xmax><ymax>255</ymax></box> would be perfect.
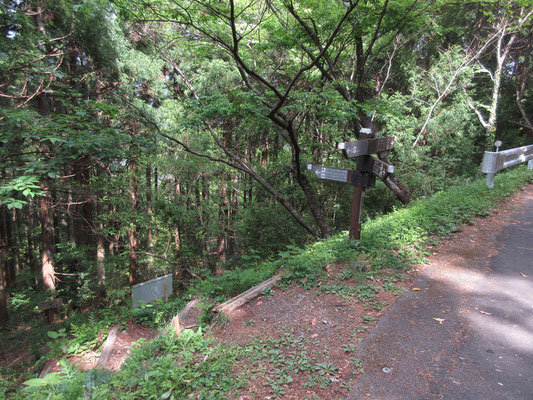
<box><xmin>307</xmin><ymin>164</ymin><xmax>375</xmax><ymax>188</ymax></box>
<box><xmin>338</xmin><ymin>137</ymin><xmax>395</xmax><ymax>159</ymax></box>
<box><xmin>355</xmin><ymin>156</ymin><xmax>394</xmax><ymax>178</ymax></box>
<box><xmin>307</xmin><ymin>164</ymin><xmax>351</xmax><ymax>183</ymax></box>
<box><xmin>369</xmin><ymin>158</ymin><xmax>394</xmax><ymax>180</ymax></box>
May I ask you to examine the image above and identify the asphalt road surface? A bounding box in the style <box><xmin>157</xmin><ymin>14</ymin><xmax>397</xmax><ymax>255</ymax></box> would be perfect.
<box><xmin>347</xmin><ymin>186</ymin><xmax>533</xmax><ymax>400</ymax></box>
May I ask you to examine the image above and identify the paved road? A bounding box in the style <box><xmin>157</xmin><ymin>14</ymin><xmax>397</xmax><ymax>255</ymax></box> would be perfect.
<box><xmin>347</xmin><ymin>187</ymin><xmax>533</xmax><ymax>400</ymax></box>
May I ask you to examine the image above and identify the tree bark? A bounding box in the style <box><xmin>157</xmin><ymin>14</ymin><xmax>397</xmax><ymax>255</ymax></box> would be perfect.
<box><xmin>146</xmin><ymin>165</ymin><xmax>154</xmax><ymax>266</ymax></box>
<box><xmin>96</xmin><ymin>202</ymin><xmax>106</xmax><ymax>298</ymax></box>
<box><xmin>38</xmin><ymin>90</ymin><xmax>56</xmax><ymax>291</ymax></box>
<box><xmin>128</xmin><ymin>159</ymin><xmax>139</xmax><ymax>286</ymax></box>
<box><xmin>0</xmin><ymin>207</ymin><xmax>9</xmax><ymax>321</ymax></box>
<box><xmin>40</xmin><ymin>182</ymin><xmax>56</xmax><ymax>291</ymax></box>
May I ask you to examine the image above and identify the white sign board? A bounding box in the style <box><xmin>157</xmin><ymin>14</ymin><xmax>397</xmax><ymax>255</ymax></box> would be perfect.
<box><xmin>132</xmin><ymin>274</ymin><xmax>173</xmax><ymax>307</ymax></box>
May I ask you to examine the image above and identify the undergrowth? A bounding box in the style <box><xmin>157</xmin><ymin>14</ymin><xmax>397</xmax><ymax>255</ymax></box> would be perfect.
<box><xmin>20</xmin><ymin>329</ymin><xmax>242</xmax><ymax>400</ymax></box>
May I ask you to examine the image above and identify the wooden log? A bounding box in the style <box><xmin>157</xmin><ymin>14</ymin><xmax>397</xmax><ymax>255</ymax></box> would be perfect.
<box><xmin>39</xmin><ymin>359</ymin><xmax>59</xmax><ymax>378</ymax></box>
<box><xmin>164</xmin><ymin>298</ymin><xmax>201</xmax><ymax>336</ymax></box>
<box><xmin>212</xmin><ymin>273</ymin><xmax>283</xmax><ymax>314</ymax></box>
<box><xmin>178</xmin><ymin>298</ymin><xmax>201</xmax><ymax>320</ymax></box>
<box><xmin>97</xmin><ymin>325</ymin><xmax>119</xmax><ymax>368</ymax></box>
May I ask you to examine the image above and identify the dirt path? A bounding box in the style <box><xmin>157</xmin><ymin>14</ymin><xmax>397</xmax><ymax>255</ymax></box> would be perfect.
<box><xmin>346</xmin><ymin>183</ymin><xmax>533</xmax><ymax>399</ymax></box>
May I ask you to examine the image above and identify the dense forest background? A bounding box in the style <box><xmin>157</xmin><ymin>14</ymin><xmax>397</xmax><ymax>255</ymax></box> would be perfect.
<box><xmin>1</xmin><ymin>0</ymin><xmax>532</xmax><ymax>321</ymax></box>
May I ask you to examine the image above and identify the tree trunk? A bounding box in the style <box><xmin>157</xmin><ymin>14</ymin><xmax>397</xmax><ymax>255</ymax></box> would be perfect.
<box><xmin>174</xmin><ymin>178</ymin><xmax>181</xmax><ymax>252</ymax></box>
<box><xmin>96</xmin><ymin>201</ymin><xmax>106</xmax><ymax>298</ymax></box>
<box><xmin>128</xmin><ymin>159</ymin><xmax>139</xmax><ymax>286</ymax></box>
<box><xmin>40</xmin><ymin>182</ymin><xmax>56</xmax><ymax>291</ymax></box>
<box><xmin>38</xmin><ymin>91</ymin><xmax>56</xmax><ymax>291</ymax></box>
<box><xmin>146</xmin><ymin>165</ymin><xmax>154</xmax><ymax>266</ymax></box>
<box><xmin>24</xmin><ymin>203</ymin><xmax>38</xmax><ymax>287</ymax></box>
<box><xmin>0</xmin><ymin>206</ymin><xmax>9</xmax><ymax>321</ymax></box>
<box><xmin>1</xmin><ymin>205</ymin><xmax>15</xmax><ymax>284</ymax></box>
<box><xmin>295</xmin><ymin>172</ymin><xmax>331</xmax><ymax>237</ymax></box>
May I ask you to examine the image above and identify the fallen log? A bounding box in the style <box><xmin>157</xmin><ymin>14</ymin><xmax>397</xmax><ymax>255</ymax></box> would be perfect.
<box><xmin>212</xmin><ymin>273</ymin><xmax>283</xmax><ymax>315</ymax></box>
<box><xmin>97</xmin><ymin>324</ymin><xmax>119</xmax><ymax>368</ymax></box>
<box><xmin>165</xmin><ymin>298</ymin><xmax>201</xmax><ymax>336</ymax></box>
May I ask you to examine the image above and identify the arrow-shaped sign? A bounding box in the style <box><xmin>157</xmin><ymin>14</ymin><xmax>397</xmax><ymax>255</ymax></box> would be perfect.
<box><xmin>307</xmin><ymin>164</ymin><xmax>351</xmax><ymax>183</ymax></box>
<box><xmin>338</xmin><ymin>137</ymin><xmax>395</xmax><ymax>158</ymax></box>
<box><xmin>307</xmin><ymin>164</ymin><xmax>376</xmax><ymax>188</ymax></box>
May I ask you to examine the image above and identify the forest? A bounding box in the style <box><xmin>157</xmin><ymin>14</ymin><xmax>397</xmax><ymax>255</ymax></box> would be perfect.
<box><xmin>0</xmin><ymin>0</ymin><xmax>532</xmax><ymax>397</ymax></box>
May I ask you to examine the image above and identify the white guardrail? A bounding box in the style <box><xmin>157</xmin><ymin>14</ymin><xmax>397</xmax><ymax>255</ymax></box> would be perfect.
<box><xmin>481</xmin><ymin>144</ymin><xmax>533</xmax><ymax>188</ymax></box>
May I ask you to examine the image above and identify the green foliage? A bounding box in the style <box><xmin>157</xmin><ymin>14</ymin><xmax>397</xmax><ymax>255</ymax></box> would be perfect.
<box><xmin>129</xmin><ymin>298</ymin><xmax>184</xmax><ymax>329</ymax></box>
<box><xmin>193</xmin><ymin>262</ymin><xmax>277</xmax><ymax>299</ymax></box>
<box><xmin>94</xmin><ymin>329</ymin><xmax>242</xmax><ymax>399</ymax></box>
<box><xmin>0</xmin><ymin>175</ymin><xmax>43</xmax><ymax>209</ymax></box>
<box><xmin>17</xmin><ymin>328</ymin><xmax>241</xmax><ymax>400</ymax></box>
<box><xmin>244</xmin><ymin>329</ymin><xmax>339</xmax><ymax>397</ymax></box>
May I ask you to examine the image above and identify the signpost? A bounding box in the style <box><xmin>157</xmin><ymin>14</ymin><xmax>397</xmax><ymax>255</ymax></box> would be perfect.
<box><xmin>308</xmin><ymin>129</ymin><xmax>396</xmax><ymax>240</ymax></box>
<box><xmin>307</xmin><ymin>165</ymin><xmax>376</xmax><ymax>188</ymax></box>
<box><xmin>338</xmin><ymin>136</ymin><xmax>395</xmax><ymax>158</ymax></box>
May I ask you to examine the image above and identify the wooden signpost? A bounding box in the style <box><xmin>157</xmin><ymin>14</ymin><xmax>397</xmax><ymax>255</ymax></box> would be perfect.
<box><xmin>308</xmin><ymin>128</ymin><xmax>396</xmax><ymax>240</ymax></box>
<box><xmin>338</xmin><ymin>136</ymin><xmax>395</xmax><ymax>159</ymax></box>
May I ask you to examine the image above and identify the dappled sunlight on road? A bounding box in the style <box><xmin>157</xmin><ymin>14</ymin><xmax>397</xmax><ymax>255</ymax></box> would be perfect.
<box><xmin>469</xmin><ymin>312</ymin><xmax>533</xmax><ymax>354</ymax></box>
<box><xmin>428</xmin><ymin>259</ymin><xmax>533</xmax><ymax>355</ymax></box>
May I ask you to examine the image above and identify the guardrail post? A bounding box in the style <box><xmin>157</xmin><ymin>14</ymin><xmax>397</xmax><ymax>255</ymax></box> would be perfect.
<box><xmin>481</xmin><ymin>143</ymin><xmax>533</xmax><ymax>188</ymax></box>
<box><xmin>486</xmin><ymin>173</ymin><xmax>496</xmax><ymax>189</ymax></box>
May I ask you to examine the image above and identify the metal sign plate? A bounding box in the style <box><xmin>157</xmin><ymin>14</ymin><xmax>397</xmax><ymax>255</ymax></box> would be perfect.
<box><xmin>307</xmin><ymin>164</ymin><xmax>350</xmax><ymax>183</ymax></box>
<box><xmin>338</xmin><ymin>137</ymin><xmax>395</xmax><ymax>158</ymax></box>
<box><xmin>307</xmin><ymin>164</ymin><xmax>376</xmax><ymax>188</ymax></box>
<box><xmin>132</xmin><ymin>274</ymin><xmax>173</xmax><ymax>307</ymax></box>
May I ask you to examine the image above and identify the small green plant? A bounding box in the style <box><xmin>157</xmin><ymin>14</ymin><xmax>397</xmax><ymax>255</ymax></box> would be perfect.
<box><xmin>350</xmin><ymin>357</ymin><xmax>364</xmax><ymax>373</ymax></box>
<box><xmin>47</xmin><ymin>328</ymin><xmax>67</xmax><ymax>340</ymax></box>
<box><xmin>362</xmin><ymin>315</ymin><xmax>377</xmax><ymax>323</ymax></box>
<box><xmin>314</xmin><ymin>362</ymin><xmax>338</xmax><ymax>376</ymax></box>
<box><xmin>262</xmin><ymin>287</ymin><xmax>275</xmax><ymax>298</ymax></box>
<box><xmin>342</xmin><ymin>343</ymin><xmax>357</xmax><ymax>353</ymax></box>
<box><xmin>351</xmin><ymin>325</ymin><xmax>369</xmax><ymax>338</ymax></box>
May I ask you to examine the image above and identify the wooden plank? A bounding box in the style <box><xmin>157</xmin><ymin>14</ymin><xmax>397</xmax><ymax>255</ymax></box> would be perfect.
<box><xmin>165</xmin><ymin>298</ymin><xmax>201</xmax><ymax>336</ymax></box>
<box><xmin>97</xmin><ymin>325</ymin><xmax>119</xmax><ymax>368</ymax></box>
<box><xmin>338</xmin><ymin>137</ymin><xmax>395</xmax><ymax>158</ymax></box>
<box><xmin>212</xmin><ymin>274</ymin><xmax>283</xmax><ymax>314</ymax></box>
<box><xmin>369</xmin><ymin>158</ymin><xmax>394</xmax><ymax>180</ymax></box>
